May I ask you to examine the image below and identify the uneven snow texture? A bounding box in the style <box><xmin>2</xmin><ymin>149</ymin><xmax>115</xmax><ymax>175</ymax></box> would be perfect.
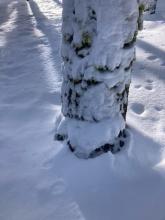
<box><xmin>0</xmin><ymin>0</ymin><xmax>165</xmax><ymax>219</ymax></box>
<box><xmin>58</xmin><ymin>0</ymin><xmax>139</xmax><ymax>154</ymax></box>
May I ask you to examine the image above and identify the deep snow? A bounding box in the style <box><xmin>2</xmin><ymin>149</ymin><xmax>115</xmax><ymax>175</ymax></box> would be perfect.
<box><xmin>0</xmin><ymin>0</ymin><xmax>165</xmax><ymax>220</ymax></box>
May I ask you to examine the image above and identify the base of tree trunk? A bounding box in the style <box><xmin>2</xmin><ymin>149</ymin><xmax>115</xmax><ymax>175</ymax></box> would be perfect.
<box><xmin>55</xmin><ymin>116</ymin><xmax>130</xmax><ymax>159</ymax></box>
<box><xmin>69</xmin><ymin>129</ymin><xmax>130</xmax><ymax>159</ymax></box>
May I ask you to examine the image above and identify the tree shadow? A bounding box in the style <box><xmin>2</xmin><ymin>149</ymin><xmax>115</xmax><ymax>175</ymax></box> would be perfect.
<box><xmin>28</xmin><ymin>0</ymin><xmax>62</xmax><ymax>77</ymax></box>
<box><xmin>0</xmin><ymin>1</ymin><xmax>17</xmax><ymax>26</ymax></box>
<box><xmin>134</xmin><ymin>60</ymin><xmax>165</xmax><ymax>81</ymax></box>
<box><xmin>133</xmin><ymin>39</ymin><xmax>165</xmax><ymax>81</ymax></box>
<box><xmin>137</xmin><ymin>39</ymin><xmax>165</xmax><ymax>63</ymax></box>
<box><xmin>0</xmin><ymin>0</ymin><xmax>62</xmax><ymax>113</ymax></box>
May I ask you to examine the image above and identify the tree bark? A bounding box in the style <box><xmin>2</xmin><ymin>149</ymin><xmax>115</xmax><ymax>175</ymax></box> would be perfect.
<box><xmin>140</xmin><ymin>0</ymin><xmax>158</xmax><ymax>14</ymax></box>
<box><xmin>147</xmin><ymin>0</ymin><xmax>157</xmax><ymax>14</ymax></box>
<box><xmin>56</xmin><ymin>0</ymin><xmax>139</xmax><ymax>158</ymax></box>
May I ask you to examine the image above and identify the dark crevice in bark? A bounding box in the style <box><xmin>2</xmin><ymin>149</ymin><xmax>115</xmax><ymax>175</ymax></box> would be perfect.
<box><xmin>68</xmin><ymin>88</ymin><xmax>72</xmax><ymax>105</ymax></box>
<box><xmin>63</xmin><ymin>33</ymin><xmax>73</xmax><ymax>44</ymax></box>
<box><xmin>95</xmin><ymin>64</ymin><xmax>121</xmax><ymax>73</ymax></box>
<box><xmin>55</xmin><ymin>133</ymin><xmax>67</xmax><ymax>141</ymax></box>
<box><xmin>124</xmin><ymin>59</ymin><xmax>134</xmax><ymax>71</ymax></box>
<box><xmin>68</xmin><ymin>78</ymin><xmax>100</xmax><ymax>86</ymax></box>
<box><xmin>68</xmin><ymin>140</ymin><xmax>75</xmax><ymax>152</ymax></box>
<box><xmin>123</xmin><ymin>31</ymin><xmax>137</xmax><ymax>49</ymax></box>
<box><xmin>123</xmin><ymin>40</ymin><xmax>135</xmax><ymax>49</ymax></box>
<box><xmin>95</xmin><ymin>65</ymin><xmax>111</xmax><ymax>72</ymax></box>
<box><xmin>88</xmin><ymin>7</ymin><xmax>97</xmax><ymax>20</ymax></box>
<box><xmin>116</xmin><ymin>85</ymin><xmax>130</xmax><ymax>121</ymax></box>
<box><xmin>74</xmin><ymin>33</ymin><xmax>92</xmax><ymax>58</ymax></box>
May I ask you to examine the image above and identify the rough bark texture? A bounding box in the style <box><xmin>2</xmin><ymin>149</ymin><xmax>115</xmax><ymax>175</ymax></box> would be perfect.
<box><xmin>139</xmin><ymin>0</ymin><xmax>158</xmax><ymax>14</ymax></box>
<box><xmin>137</xmin><ymin>0</ymin><xmax>158</xmax><ymax>31</ymax></box>
<box><xmin>146</xmin><ymin>0</ymin><xmax>157</xmax><ymax>14</ymax></box>
<box><xmin>56</xmin><ymin>0</ymin><xmax>140</xmax><ymax>158</ymax></box>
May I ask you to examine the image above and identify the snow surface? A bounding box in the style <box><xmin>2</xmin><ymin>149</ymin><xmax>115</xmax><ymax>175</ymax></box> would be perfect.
<box><xmin>0</xmin><ymin>0</ymin><xmax>165</xmax><ymax>220</ymax></box>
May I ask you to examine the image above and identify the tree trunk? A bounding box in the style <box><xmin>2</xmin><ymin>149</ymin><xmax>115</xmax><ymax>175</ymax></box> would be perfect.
<box><xmin>140</xmin><ymin>0</ymin><xmax>158</xmax><ymax>14</ymax></box>
<box><xmin>56</xmin><ymin>0</ymin><xmax>139</xmax><ymax>158</ymax></box>
<box><xmin>137</xmin><ymin>0</ymin><xmax>158</xmax><ymax>30</ymax></box>
<box><xmin>147</xmin><ymin>0</ymin><xmax>157</xmax><ymax>14</ymax></box>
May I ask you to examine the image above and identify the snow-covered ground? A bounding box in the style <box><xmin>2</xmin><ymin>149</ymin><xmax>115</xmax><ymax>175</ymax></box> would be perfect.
<box><xmin>0</xmin><ymin>0</ymin><xmax>165</xmax><ymax>219</ymax></box>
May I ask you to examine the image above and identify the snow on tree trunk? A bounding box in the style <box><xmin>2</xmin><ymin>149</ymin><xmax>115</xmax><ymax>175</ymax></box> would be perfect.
<box><xmin>139</xmin><ymin>0</ymin><xmax>158</xmax><ymax>14</ymax></box>
<box><xmin>147</xmin><ymin>0</ymin><xmax>157</xmax><ymax>14</ymax></box>
<box><xmin>137</xmin><ymin>0</ymin><xmax>158</xmax><ymax>30</ymax></box>
<box><xmin>56</xmin><ymin>0</ymin><xmax>139</xmax><ymax>158</ymax></box>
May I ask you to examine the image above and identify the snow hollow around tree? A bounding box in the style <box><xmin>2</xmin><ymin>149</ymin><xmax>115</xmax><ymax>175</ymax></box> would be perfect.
<box><xmin>0</xmin><ymin>0</ymin><xmax>165</xmax><ymax>220</ymax></box>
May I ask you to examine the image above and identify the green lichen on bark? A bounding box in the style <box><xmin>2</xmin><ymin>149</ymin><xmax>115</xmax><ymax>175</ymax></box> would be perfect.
<box><xmin>82</xmin><ymin>32</ymin><xmax>92</xmax><ymax>47</ymax></box>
